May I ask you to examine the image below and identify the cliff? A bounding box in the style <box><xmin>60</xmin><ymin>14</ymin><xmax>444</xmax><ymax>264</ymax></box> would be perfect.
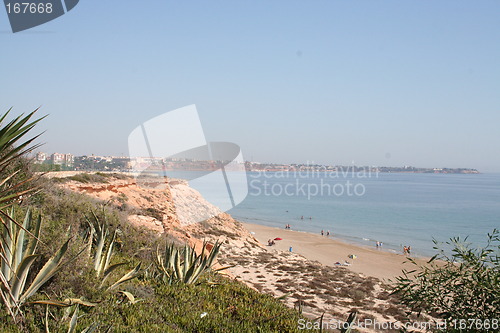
<box><xmin>59</xmin><ymin>174</ymin><xmax>261</xmax><ymax>256</ymax></box>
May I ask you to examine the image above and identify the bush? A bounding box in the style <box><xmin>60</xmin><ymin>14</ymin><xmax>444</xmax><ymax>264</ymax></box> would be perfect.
<box><xmin>393</xmin><ymin>229</ymin><xmax>500</xmax><ymax>332</ymax></box>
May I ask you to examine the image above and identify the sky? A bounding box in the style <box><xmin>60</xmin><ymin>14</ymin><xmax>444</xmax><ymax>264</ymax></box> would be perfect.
<box><xmin>0</xmin><ymin>1</ymin><xmax>499</xmax><ymax>171</ymax></box>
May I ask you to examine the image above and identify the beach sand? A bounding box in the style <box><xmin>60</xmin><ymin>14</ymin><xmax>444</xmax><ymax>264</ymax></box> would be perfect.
<box><xmin>242</xmin><ymin>222</ymin><xmax>427</xmax><ymax>282</ymax></box>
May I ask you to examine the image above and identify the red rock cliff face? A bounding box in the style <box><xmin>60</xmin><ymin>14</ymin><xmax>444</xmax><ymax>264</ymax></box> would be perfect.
<box><xmin>59</xmin><ymin>174</ymin><xmax>260</xmax><ymax>253</ymax></box>
<box><xmin>63</xmin><ymin>177</ymin><xmax>180</xmax><ymax>233</ymax></box>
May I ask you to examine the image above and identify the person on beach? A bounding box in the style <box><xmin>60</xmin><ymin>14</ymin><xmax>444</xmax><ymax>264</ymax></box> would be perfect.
<box><xmin>321</xmin><ymin>230</ymin><xmax>324</xmax><ymax>236</ymax></box>
<box><xmin>326</xmin><ymin>230</ymin><xmax>330</xmax><ymax>236</ymax></box>
<box><xmin>407</xmin><ymin>246</ymin><xmax>411</xmax><ymax>255</ymax></box>
<box><xmin>376</xmin><ymin>241</ymin><xmax>380</xmax><ymax>248</ymax></box>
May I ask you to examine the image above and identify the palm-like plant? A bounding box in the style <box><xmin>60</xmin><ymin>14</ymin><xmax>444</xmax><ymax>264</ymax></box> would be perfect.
<box><xmin>0</xmin><ymin>108</ymin><xmax>44</xmax><ymax>212</ymax></box>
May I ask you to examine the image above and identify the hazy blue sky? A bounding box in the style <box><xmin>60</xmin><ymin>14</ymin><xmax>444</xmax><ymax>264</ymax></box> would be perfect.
<box><xmin>1</xmin><ymin>1</ymin><xmax>499</xmax><ymax>171</ymax></box>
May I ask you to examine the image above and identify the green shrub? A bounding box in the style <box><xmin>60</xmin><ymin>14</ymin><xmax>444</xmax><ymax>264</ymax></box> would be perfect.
<box><xmin>393</xmin><ymin>229</ymin><xmax>500</xmax><ymax>332</ymax></box>
<box><xmin>60</xmin><ymin>172</ymin><xmax>130</xmax><ymax>184</ymax></box>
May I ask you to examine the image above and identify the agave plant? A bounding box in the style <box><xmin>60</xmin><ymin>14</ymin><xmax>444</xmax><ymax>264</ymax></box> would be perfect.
<box><xmin>84</xmin><ymin>209</ymin><xmax>140</xmax><ymax>290</ymax></box>
<box><xmin>155</xmin><ymin>240</ymin><xmax>227</xmax><ymax>285</ymax></box>
<box><xmin>0</xmin><ymin>209</ymin><xmax>70</xmax><ymax>317</ymax></box>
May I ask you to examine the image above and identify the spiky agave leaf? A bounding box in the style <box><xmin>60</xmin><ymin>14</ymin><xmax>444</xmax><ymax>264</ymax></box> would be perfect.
<box><xmin>99</xmin><ymin>230</ymin><xmax>117</xmax><ymax>275</ymax></box>
<box><xmin>0</xmin><ymin>109</ymin><xmax>45</xmax><ymax>213</ymax></box>
<box><xmin>29</xmin><ymin>298</ymin><xmax>98</xmax><ymax>308</ymax></box>
<box><xmin>0</xmin><ymin>109</ymin><xmax>45</xmax><ymax>170</ymax></box>
<box><xmin>80</xmin><ymin>323</ymin><xmax>99</xmax><ymax>333</ymax></box>
<box><xmin>340</xmin><ymin>311</ymin><xmax>357</xmax><ymax>333</ymax></box>
<box><xmin>19</xmin><ymin>239</ymin><xmax>70</xmax><ymax>304</ymax></box>
<box><xmin>10</xmin><ymin>254</ymin><xmax>39</xmax><ymax>304</ymax></box>
<box><xmin>106</xmin><ymin>263</ymin><xmax>141</xmax><ymax>291</ymax></box>
<box><xmin>118</xmin><ymin>290</ymin><xmax>143</xmax><ymax>304</ymax></box>
<box><xmin>85</xmin><ymin>211</ymin><xmax>109</xmax><ymax>274</ymax></box>
<box><xmin>12</xmin><ymin>209</ymin><xmax>32</xmax><ymax>273</ymax></box>
<box><xmin>100</xmin><ymin>262</ymin><xmax>127</xmax><ymax>288</ymax></box>
<box><xmin>67</xmin><ymin>304</ymin><xmax>79</xmax><ymax>333</ymax></box>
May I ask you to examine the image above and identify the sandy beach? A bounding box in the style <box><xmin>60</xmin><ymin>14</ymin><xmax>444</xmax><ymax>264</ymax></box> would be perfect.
<box><xmin>242</xmin><ymin>222</ymin><xmax>427</xmax><ymax>282</ymax></box>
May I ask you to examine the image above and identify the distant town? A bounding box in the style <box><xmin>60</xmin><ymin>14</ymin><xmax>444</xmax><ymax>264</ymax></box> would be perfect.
<box><xmin>32</xmin><ymin>152</ymin><xmax>480</xmax><ymax>174</ymax></box>
<box><xmin>245</xmin><ymin>162</ymin><xmax>479</xmax><ymax>174</ymax></box>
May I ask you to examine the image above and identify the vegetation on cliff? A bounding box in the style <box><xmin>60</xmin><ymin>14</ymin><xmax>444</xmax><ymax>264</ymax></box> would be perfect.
<box><xmin>0</xmin><ymin>110</ymin><xmax>315</xmax><ymax>332</ymax></box>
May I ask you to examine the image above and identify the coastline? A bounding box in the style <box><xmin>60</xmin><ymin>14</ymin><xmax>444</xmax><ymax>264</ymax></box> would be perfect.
<box><xmin>241</xmin><ymin>222</ymin><xmax>429</xmax><ymax>282</ymax></box>
<box><xmin>55</xmin><ymin>172</ymin><xmax>423</xmax><ymax>328</ymax></box>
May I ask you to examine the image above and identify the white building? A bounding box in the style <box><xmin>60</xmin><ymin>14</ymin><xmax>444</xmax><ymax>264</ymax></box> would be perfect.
<box><xmin>64</xmin><ymin>153</ymin><xmax>74</xmax><ymax>166</ymax></box>
<box><xmin>35</xmin><ymin>152</ymin><xmax>47</xmax><ymax>163</ymax></box>
<box><xmin>51</xmin><ymin>153</ymin><xmax>65</xmax><ymax>165</ymax></box>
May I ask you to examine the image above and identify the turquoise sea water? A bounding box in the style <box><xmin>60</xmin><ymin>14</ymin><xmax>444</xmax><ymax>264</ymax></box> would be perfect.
<box><xmin>227</xmin><ymin>172</ymin><xmax>500</xmax><ymax>257</ymax></box>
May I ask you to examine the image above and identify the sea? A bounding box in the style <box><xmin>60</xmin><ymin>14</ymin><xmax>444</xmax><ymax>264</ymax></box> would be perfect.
<box><xmin>225</xmin><ymin>171</ymin><xmax>500</xmax><ymax>257</ymax></box>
